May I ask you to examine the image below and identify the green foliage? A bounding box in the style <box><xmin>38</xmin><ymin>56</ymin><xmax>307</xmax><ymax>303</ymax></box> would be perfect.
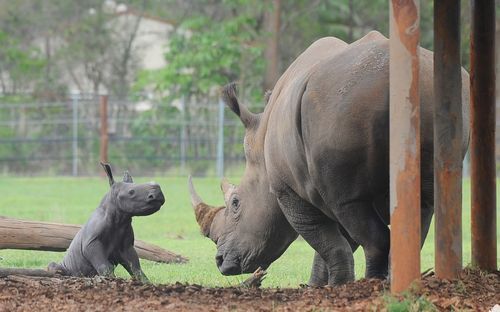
<box><xmin>0</xmin><ymin>31</ymin><xmax>46</xmax><ymax>93</ymax></box>
<box><xmin>136</xmin><ymin>2</ymin><xmax>265</xmax><ymax>103</ymax></box>
<box><xmin>384</xmin><ymin>292</ymin><xmax>437</xmax><ymax>312</ymax></box>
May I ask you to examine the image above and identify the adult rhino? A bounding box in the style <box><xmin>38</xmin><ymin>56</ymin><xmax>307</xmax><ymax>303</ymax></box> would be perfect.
<box><xmin>189</xmin><ymin>31</ymin><xmax>470</xmax><ymax>286</ymax></box>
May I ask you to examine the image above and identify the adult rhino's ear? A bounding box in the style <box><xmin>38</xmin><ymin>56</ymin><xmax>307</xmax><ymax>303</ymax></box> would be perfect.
<box><xmin>100</xmin><ymin>162</ymin><xmax>115</xmax><ymax>186</ymax></box>
<box><xmin>220</xmin><ymin>178</ymin><xmax>236</xmax><ymax>202</ymax></box>
<box><xmin>123</xmin><ymin>170</ymin><xmax>133</xmax><ymax>183</ymax></box>
<box><xmin>264</xmin><ymin>89</ymin><xmax>273</xmax><ymax>105</ymax></box>
<box><xmin>221</xmin><ymin>82</ymin><xmax>259</xmax><ymax>129</ymax></box>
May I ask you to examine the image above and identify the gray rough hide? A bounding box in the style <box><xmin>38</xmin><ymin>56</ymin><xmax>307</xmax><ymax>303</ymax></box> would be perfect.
<box><xmin>189</xmin><ymin>32</ymin><xmax>470</xmax><ymax>286</ymax></box>
<box><xmin>48</xmin><ymin>163</ymin><xmax>165</xmax><ymax>282</ymax></box>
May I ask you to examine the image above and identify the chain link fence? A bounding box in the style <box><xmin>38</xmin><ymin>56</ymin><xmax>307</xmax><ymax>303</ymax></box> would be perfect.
<box><xmin>0</xmin><ymin>93</ymin><xmax>260</xmax><ymax>177</ymax></box>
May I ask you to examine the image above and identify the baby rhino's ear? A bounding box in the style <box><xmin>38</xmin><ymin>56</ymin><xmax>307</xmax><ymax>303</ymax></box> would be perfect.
<box><xmin>123</xmin><ymin>170</ymin><xmax>134</xmax><ymax>183</ymax></box>
<box><xmin>100</xmin><ymin>162</ymin><xmax>115</xmax><ymax>186</ymax></box>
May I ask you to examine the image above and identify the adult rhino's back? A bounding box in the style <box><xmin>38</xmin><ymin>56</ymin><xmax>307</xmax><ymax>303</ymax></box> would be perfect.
<box><xmin>266</xmin><ymin>36</ymin><xmax>470</xmax><ymax>219</ymax></box>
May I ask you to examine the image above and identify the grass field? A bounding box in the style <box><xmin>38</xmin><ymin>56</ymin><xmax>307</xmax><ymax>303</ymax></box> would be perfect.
<box><xmin>0</xmin><ymin>176</ymin><xmax>498</xmax><ymax>287</ymax></box>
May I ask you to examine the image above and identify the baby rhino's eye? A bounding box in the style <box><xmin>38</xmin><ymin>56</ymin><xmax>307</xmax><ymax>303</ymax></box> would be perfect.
<box><xmin>128</xmin><ymin>189</ymin><xmax>135</xmax><ymax>196</ymax></box>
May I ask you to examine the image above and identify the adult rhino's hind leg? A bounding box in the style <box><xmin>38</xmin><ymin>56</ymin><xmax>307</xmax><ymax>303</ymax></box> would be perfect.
<box><xmin>308</xmin><ymin>229</ymin><xmax>359</xmax><ymax>287</ymax></box>
<box><xmin>277</xmin><ymin>187</ymin><xmax>354</xmax><ymax>286</ymax></box>
<box><xmin>335</xmin><ymin>200</ymin><xmax>390</xmax><ymax>279</ymax></box>
<box><xmin>309</xmin><ymin>252</ymin><xmax>329</xmax><ymax>286</ymax></box>
<box><xmin>420</xmin><ymin>175</ymin><xmax>434</xmax><ymax>247</ymax></box>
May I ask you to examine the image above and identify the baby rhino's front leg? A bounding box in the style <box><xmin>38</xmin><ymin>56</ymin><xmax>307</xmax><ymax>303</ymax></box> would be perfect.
<box><xmin>120</xmin><ymin>245</ymin><xmax>149</xmax><ymax>283</ymax></box>
<box><xmin>84</xmin><ymin>240</ymin><xmax>116</xmax><ymax>277</ymax></box>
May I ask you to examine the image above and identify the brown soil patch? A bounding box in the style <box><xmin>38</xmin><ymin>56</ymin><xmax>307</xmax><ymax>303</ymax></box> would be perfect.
<box><xmin>0</xmin><ymin>268</ymin><xmax>497</xmax><ymax>311</ymax></box>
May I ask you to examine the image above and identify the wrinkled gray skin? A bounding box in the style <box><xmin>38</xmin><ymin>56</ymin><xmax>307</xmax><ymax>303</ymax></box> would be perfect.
<box><xmin>190</xmin><ymin>31</ymin><xmax>470</xmax><ymax>286</ymax></box>
<box><xmin>48</xmin><ymin>163</ymin><xmax>165</xmax><ymax>282</ymax></box>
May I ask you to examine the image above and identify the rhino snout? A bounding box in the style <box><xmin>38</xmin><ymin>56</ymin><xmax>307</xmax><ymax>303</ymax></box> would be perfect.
<box><xmin>215</xmin><ymin>252</ymin><xmax>242</xmax><ymax>275</ymax></box>
<box><xmin>146</xmin><ymin>185</ymin><xmax>165</xmax><ymax>204</ymax></box>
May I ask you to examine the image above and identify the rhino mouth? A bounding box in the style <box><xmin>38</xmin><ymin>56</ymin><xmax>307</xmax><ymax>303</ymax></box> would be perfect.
<box><xmin>216</xmin><ymin>254</ymin><xmax>242</xmax><ymax>275</ymax></box>
<box><xmin>216</xmin><ymin>251</ymin><xmax>270</xmax><ymax>275</ymax></box>
<box><xmin>135</xmin><ymin>202</ymin><xmax>163</xmax><ymax>216</ymax></box>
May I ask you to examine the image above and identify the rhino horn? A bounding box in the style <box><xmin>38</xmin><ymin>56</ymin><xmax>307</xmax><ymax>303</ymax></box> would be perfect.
<box><xmin>221</xmin><ymin>82</ymin><xmax>259</xmax><ymax>129</ymax></box>
<box><xmin>122</xmin><ymin>170</ymin><xmax>134</xmax><ymax>183</ymax></box>
<box><xmin>188</xmin><ymin>176</ymin><xmax>224</xmax><ymax>237</ymax></box>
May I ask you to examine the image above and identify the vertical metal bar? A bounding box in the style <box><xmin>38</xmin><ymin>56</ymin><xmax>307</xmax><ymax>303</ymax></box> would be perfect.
<box><xmin>434</xmin><ymin>0</ymin><xmax>463</xmax><ymax>279</ymax></box>
<box><xmin>389</xmin><ymin>0</ymin><xmax>421</xmax><ymax>293</ymax></box>
<box><xmin>470</xmin><ymin>0</ymin><xmax>497</xmax><ymax>271</ymax></box>
<box><xmin>180</xmin><ymin>96</ymin><xmax>187</xmax><ymax>174</ymax></box>
<box><xmin>216</xmin><ymin>98</ymin><xmax>224</xmax><ymax>178</ymax></box>
<box><xmin>100</xmin><ymin>95</ymin><xmax>109</xmax><ymax>164</ymax></box>
<box><xmin>71</xmin><ymin>93</ymin><xmax>79</xmax><ymax>176</ymax></box>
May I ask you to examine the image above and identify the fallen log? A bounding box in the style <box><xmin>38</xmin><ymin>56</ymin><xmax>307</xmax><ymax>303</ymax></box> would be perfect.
<box><xmin>0</xmin><ymin>267</ymin><xmax>56</xmax><ymax>278</ymax></box>
<box><xmin>0</xmin><ymin>217</ymin><xmax>188</xmax><ymax>264</ymax></box>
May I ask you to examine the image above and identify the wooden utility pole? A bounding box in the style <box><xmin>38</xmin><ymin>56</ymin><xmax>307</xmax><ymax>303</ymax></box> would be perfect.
<box><xmin>100</xmin><ymin>95</ymin><xmax>109</xmax><ymax>164</ymax></box>
<box><xmin>263</xmin><ymin>0</ymin><xmax>281</xmax><ymax>91</ymax></box>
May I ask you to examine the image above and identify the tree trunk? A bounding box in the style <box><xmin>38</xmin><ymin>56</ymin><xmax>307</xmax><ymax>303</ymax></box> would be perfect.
<box><xmin>262</xmin><ymin>0</ymin><xmax>281</xmax><ymax>91</ymax></box>
<box><xmin>348</xmin><ymin>0</ymin><xmax>354</xmax><ymax>42</ymax></box>
<box><xmin>0</xmin><ymin>217</ymin><xmax>187</xmax><ymax>264</ymax></box>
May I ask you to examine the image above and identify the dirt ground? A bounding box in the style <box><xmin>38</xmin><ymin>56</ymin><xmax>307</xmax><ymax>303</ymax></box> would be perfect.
<box><xmin>0</xmin><ymin>268</ymin><xmax>497</xmax><ymax>311</ymax></box>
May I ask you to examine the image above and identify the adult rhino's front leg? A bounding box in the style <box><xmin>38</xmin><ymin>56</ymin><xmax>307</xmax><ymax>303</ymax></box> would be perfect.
<box><xmin>276</xmin><ymin>187</ymin><xmax>354</xmax><ymax>286</ymax></box>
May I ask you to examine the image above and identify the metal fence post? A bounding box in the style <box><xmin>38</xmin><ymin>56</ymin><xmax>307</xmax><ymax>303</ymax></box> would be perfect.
<box><xmin>216</xmin><ymin>98</ymin><xmax>224</xmax><ymax>178</ymax></box>
<box><xmin>389</xmin><ymin>0</ymin><xmax>421</xmax><ymax>293</ymax></box>
<box><xmin>434</xmin><ymin>0</ymin><xmax>463</xmax><ymax>280</ymax></box>
<box><xmin>180</xmin><ymin>97</ymin><xmax>187</xmax><ymax>174</ymax></box>
<box><xmin>71</xmin><ymin>92</ymin><xmax>79</xmax><ymax>176</ymax></box>
<box><xmin>470</xmin><ymin>0</ymin><xmax>497</xmax><ymax>271</ymax></box>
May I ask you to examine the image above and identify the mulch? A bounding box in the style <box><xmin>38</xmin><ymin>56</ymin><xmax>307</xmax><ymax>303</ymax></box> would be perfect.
<box><xmin>0</xmin><ymin>267</ymin><xmax>497</xmax><ymax>311</ymax></box>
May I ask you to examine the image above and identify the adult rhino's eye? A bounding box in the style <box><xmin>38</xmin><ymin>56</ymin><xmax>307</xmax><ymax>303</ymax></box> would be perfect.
<box><xmin>128</xmin><ymin>189</ymin><xmax>135</xmax><ymax>196</ymax></box>
<box><xmin>231</xmin><ymin>197</ymin><xmax>240</xmax><ymax>210</ymax></box>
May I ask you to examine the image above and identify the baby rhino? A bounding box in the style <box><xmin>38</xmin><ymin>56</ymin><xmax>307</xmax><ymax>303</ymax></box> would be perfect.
<box><xmin>48</xmin><ymin>163</ymin><xmax>165</xmax><ymax>282</ymax></box>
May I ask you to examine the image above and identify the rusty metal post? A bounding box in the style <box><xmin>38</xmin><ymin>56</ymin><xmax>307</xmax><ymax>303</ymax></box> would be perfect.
<box><xmin>434</xmin><ymin>0</ymin><xmax>463</xmax><ymax>279</ymax></box>
<box><xmin>100</xmin><ymin>95</ymin><xmax>109</xmax><ymax>164</ymax></box>
<box><xmin>389</xmin><ymin>0</ymin><xmax>421</xmax><ymax>293</ymax></box>
<box><xmin>470</xmin><ymin>0</ymin><xmax>497</xmax><ymax>271</ymax></box>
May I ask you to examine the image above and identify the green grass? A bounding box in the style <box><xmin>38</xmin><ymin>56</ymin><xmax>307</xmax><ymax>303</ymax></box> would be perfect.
<box><xmin>0</xmin><ymin>177</ymin><xmax>498</xmax><ymax>287</ymax></box>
